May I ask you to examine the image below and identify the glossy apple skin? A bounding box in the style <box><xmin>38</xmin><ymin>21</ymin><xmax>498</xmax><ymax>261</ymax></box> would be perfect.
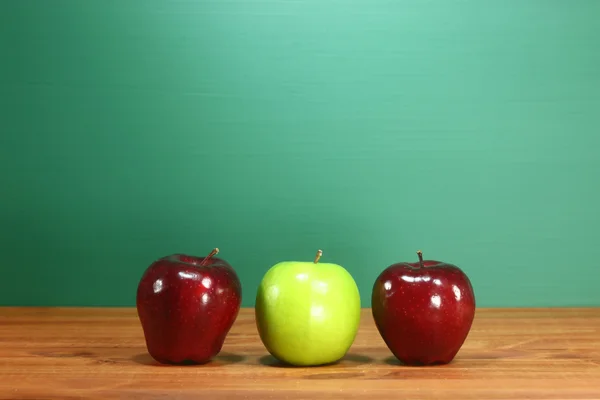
<box><xmin>255</xmin><ymin>261</ymin><xmax>361</xmax><ymax>366</ymax></box>
<box><xmin>136</xmin><ymin>254</ymin><xmax>242</xmax><ymax>364</ymax></box>
<box><xmin>372</xmin><ymin>259</ymin><xmax>475</xmax><ymax>366</ymax></box>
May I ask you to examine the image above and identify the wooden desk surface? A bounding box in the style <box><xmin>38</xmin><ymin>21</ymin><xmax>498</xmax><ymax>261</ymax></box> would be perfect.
<box><xmin>1</xmin><ymin>307</ymin><xmax>600</xmax><ymax>399</ymax></box>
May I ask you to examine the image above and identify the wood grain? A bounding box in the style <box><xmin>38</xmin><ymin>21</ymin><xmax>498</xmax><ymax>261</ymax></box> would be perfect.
<box><xmin>1</xmin><ymin>308</ymin><xmax>600</xmax><ymax>399</ymax></box>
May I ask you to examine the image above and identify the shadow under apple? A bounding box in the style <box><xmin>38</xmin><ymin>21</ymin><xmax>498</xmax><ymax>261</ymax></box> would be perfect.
<box><xmin>383</xmin><ymin>356</ymin><xmax>450</xmax><ymax>366</ymax></box>
<box><xmin>131</xmin><ymin>352</ymin><xmax>246</xmax><ymax>366</ymax></box>
<box><xmin>344</xmin><ymin>353</ymin><xmax>374</xmax><ymax>364</ymax></box>
<box><xmin>258</xmin><ymin>353</ymin><xmax>374</xmax><ymax>368</ymax></box>
<box><xmin>258</xmin><ymin>355</ymin><xmax>297</xmax><ymax>368</ymax></box>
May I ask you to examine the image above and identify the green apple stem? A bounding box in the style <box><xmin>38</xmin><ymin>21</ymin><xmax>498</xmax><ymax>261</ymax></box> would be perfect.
<box><xmin>416</xmin><ymin>250</ymin><xmax>424</xmax><ymax>269</ymax></box>
<box><xmin>314</xmin><ymin>249</ymin><xmax>323</xmax><ymax>264</ymax></box>
<box><xmin>199</xmin><ymin>248</ymin><xmax>219</xmax><ymax>266</ymax></box>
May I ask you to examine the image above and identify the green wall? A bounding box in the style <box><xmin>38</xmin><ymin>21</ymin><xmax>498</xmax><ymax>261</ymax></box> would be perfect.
<box><xmin>2</xmin><ymin>1</ymin><xmax>599</xmax><ymax>308</ymax></box>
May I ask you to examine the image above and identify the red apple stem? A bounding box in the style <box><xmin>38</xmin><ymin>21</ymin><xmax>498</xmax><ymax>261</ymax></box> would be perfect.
<box><xmin>199</xmin><ymin>248</ymin><xmax>219</xmax><ymax>266</ymax></box>
<box><xmin>314</xmin><ymin>249</ymin><xmax>323</xmax><ymax>264</ymax></box>
<box><xmin>416</xmin><ymin>250</ymin><xmax>424</xmax><ymax>269</ymax></box>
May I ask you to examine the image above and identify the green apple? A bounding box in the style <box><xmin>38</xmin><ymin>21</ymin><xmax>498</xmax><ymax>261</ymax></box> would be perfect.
<box><xmin>255</xmin><ymin>250</ymin><xmax>361</xmax><ymax>366</ymax></box>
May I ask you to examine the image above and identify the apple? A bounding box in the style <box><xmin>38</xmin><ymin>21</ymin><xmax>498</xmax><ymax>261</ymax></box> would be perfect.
<box><xmin>371</xmin><ymin>250</ymin><xmax>476</xmax><ymax>366</ymax></box>
<box><xmin>255</xmin><ymin>250</ymin><xmax>361</xmax><ymax>366</ymax></box>
<box><xmin>136</xmin><ymin>248</ymin><xmax>242</xmax><ymax>364</ymax></box>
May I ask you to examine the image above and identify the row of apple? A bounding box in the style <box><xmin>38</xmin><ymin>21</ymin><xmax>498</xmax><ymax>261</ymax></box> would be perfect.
<box><xmin>136</xmin><ymin>248</ymin><xmax>476</xmax><ymax>366</ymax></box>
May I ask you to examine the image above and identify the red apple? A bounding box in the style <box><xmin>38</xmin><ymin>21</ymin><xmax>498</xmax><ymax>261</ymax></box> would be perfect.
<box><xmin>136</xmin><ymin>248</ymin><xmax>242</xmax><ymax>364</ymax></box>
<box><xmin>371</xmin><ymin>250</ymin><xmax>475</xmax><ymax>366</ymax></box>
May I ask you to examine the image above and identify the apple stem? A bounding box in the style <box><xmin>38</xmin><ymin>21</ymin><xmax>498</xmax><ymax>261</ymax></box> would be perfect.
<box><xmin>199</xmin><ymin>248</ymin><xmax>219</xmax><ymax>266</ymax></box>
<box><xmin>416</xmin><ymin>250</ymin><xmax>424</xmax><ymax>269</ymax></box>
<box><xmin>314</xmin><ymin>249</ymin><xmax>323</xmax><ymax>264</ymax></box>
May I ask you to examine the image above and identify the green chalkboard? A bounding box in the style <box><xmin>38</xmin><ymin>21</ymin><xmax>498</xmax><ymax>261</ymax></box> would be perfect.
<box><xmin>1</xmin><ymin>0</ymin><xmax>599</xmax><ymax>307</ymax></box>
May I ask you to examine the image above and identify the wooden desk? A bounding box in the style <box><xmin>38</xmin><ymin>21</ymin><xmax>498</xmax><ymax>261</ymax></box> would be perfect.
<box><xmin>1</xmin><ymin>308</ymin><xmax>599</xmax><ymax>399</ymax></box>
